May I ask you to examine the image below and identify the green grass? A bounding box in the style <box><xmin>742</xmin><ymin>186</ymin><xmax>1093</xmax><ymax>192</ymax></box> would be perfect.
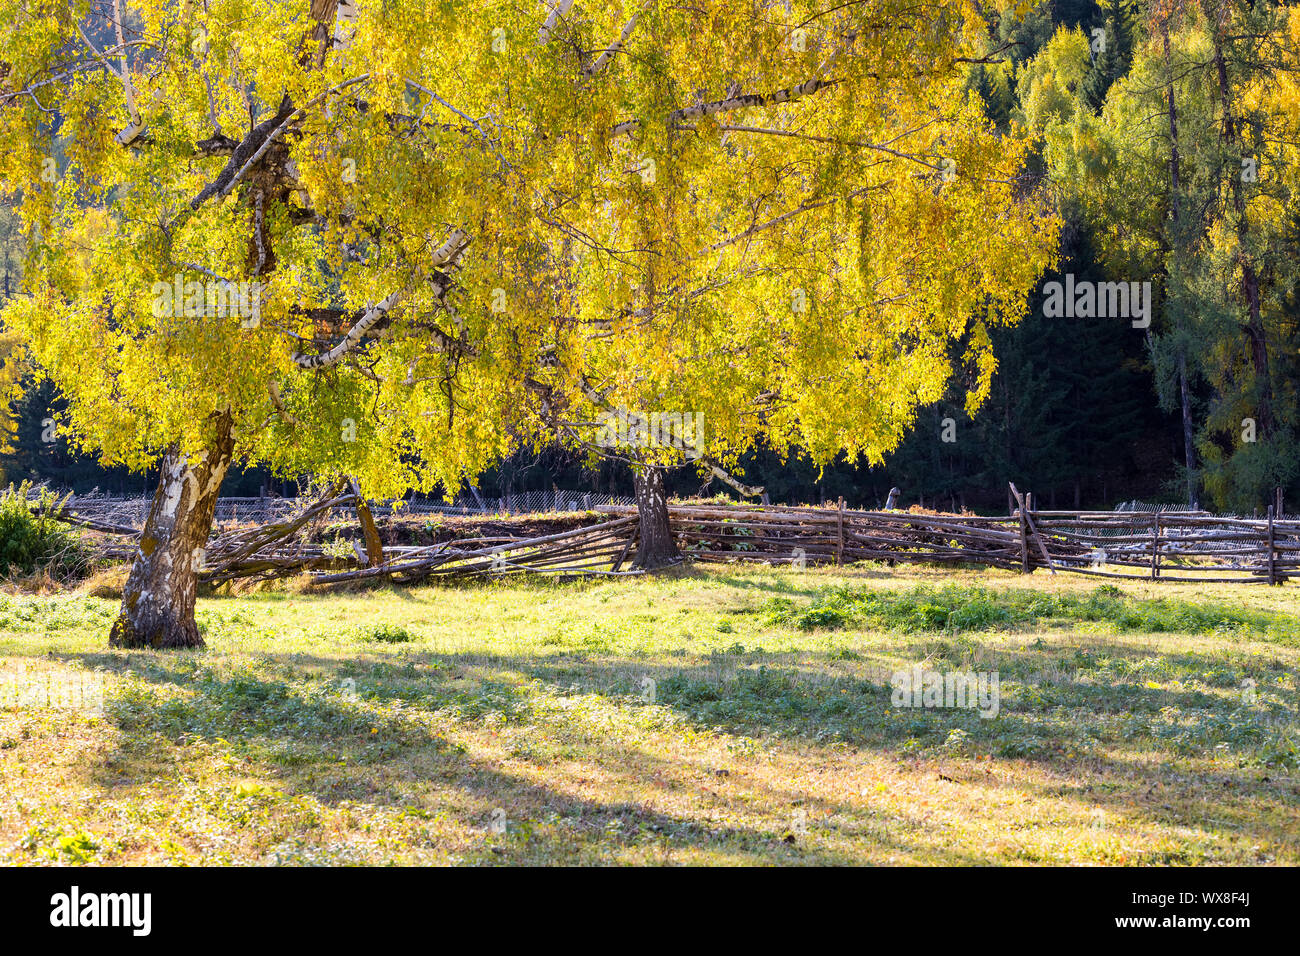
<box><xmin>0</xmin><ymin>564</ymin><xmax>1297</xmax><ymax>865</ymax></box>
<box><xmin>761</xmin><ymin>583</ymin><xmax>1300</xmax><ymax>642</ymax></box>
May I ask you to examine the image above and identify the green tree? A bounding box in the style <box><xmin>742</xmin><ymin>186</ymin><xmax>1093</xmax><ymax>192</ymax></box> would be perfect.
<box><xmin>1083</xmin><ymin>0</ymin><xmax>1135</xmax><ymax>111</ymax></box>
<box><xmin>1035</xmin><ymin>1</ymin><xmax>1300</xmax><ymax>511</ymax></box>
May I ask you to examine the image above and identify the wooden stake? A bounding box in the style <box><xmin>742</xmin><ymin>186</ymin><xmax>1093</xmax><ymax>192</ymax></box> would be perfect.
<box><xmin>1267</xmin><ymin>505</ymin><xmax>1277</xmax><ymax>585</ymax></box>
<box><xmin>1018</xmin><ymin>509</ymin><xmax>1029</xmax><ymax>572</ymax></box>
<box><xmin>1008</xmin><ymin>483</ymin><xmax>1055</xmax><ymax>574</ymax></box>
<box><xmin>351</xmin><ymin>478</ymin><xmax>384</xmax><ymax>569</ymax></box>
<box><xmin>1008</xmin><ymin>482</ymin><xmax>1029</xmax><ymax>572</ymax></box>
<box><xmin>611</xmin><ymin>528</ymin><xmax>637</xmax><ymax>572</ymax></box>
<box><xmin>1150</xmin><ymin>513</ymin><xmax>1161</xmax><ymax>580</ymax></box>
<box><xmin>836</xmin><ymin>496</ymin><xmax>845</xmax><ymax>566</ymax></box>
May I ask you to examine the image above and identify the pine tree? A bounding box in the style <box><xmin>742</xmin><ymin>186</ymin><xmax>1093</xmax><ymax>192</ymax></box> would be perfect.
<box><xmin>1083</xmin><ymin>0</ymin><xmax>1135</xmax><ymax>111</ymax></box>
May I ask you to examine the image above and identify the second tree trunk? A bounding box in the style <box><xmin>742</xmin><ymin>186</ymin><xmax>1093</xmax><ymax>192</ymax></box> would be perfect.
<box><xmin>633</xmin><ymin>464</ymin><xmax>679</xmax><ymax>569</ymax></box>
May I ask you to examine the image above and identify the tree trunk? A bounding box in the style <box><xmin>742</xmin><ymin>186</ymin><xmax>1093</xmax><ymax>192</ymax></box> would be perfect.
<box><xmin>632</xmin><ymin>464</ymin><xmax>679</xmax><ymax>569</ymax></box>
<box><xmin>350</xmin><ymin>477</ymin><xmax>384</xmax><ymax>567</ymax></box>
<box><xmin>1215</xmin><ymin>53</ymin><xmax>1275</xmax><ymax>441</ymax></box>
<box><xmin>109</xmin><ymin>415</ymin><xmax>235</xmax><ymax>649</ymax></box>
<box><xmin>1163</xmin><ymin>24</ymin><xmax>1197</xmax><ymax>509</ymax></box>
<box><xmin>1211</xmin><ymin>9</ymin><xmax>1275</xmax><ymax>504</ymax></box>
<box><xmin>1179</xmin><ymin>353</ymin><xmax>1196</xmax><ymax>507</ymax></box>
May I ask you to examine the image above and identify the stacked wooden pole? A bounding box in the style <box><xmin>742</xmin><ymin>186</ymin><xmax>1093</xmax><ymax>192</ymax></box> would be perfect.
<box><xmin>594</xmin><ymin>487</ymin><xmax>1300</xmax><ymax>584</ymax></box>
<box><xmin>29</xmin><ymin>483</ymin><xmax>1300</xmax><ymax>586</ymax></box>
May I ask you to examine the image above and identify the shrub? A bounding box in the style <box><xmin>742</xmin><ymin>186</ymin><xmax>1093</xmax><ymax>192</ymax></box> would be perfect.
<box><xmin>0</xmin><ymin>483</ymin><xmax>90</xmax><ymax>579</ymax></box>
<box><xmin>351</xmin><ymin>622</ymin><xmax>416</xmax><ymax>644</ymax></box>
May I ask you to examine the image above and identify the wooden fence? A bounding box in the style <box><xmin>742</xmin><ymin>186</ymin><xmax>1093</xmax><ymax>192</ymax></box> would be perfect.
<box><xmin>41</xmin><ymin>483</ymin><xmax>1300</xmax><ymax>585</ymax></box>
<box><xmin>46</xmin><ymin>490</ymin><xmax>636</xmax><ymax>529</ymax></box>
<box><xmin>597</xmin><ymin>488</ymin><xmax>1300</xmax><ymax>585</ymax></box>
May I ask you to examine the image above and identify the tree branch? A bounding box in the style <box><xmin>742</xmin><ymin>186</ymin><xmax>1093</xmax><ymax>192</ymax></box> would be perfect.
<box><xmin>292</xmin><ymin>289</ymin><xmax>405</xmax><ymax>369</ymax></box>
<box><xmin>584</xmin><ymin>7</ymin><xmax>644</xmax><ymax>76</ymax></box>
<box><xmin>612</xmin><ymin>76</ymin><xmax>838</xmax><ymax>137</ymax></box>
<box><xmin>173</xmin><ymin>74</ymin><xmax>370</xmax><ymax>233</ymax></box>
<box><xmin>538</xmin><ymin>0</ymin><xmax>576</xmax><ymax>44</ymax></box>
<box><xmin>702</xmin><ymin>459</ymin><xmax>765</xmax><ymax>498</ymax></box>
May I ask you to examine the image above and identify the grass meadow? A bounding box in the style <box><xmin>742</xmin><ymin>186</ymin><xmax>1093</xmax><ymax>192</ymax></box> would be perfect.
<box><xmin>1</xmin><ymin>563</ymin><xmax>1297</xmax><ymax>865</ymax></box>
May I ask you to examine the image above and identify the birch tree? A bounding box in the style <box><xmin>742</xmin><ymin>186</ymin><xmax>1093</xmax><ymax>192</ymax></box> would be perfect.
<box><xmin>1</xmin><ymin>0</ymin><xmax>1057</xmax><ymax>640</ymax></box>
<box><xmin>513</xmin><ymin>0</ymin><xmax>1058</xmax><ymax>565</ymax></box>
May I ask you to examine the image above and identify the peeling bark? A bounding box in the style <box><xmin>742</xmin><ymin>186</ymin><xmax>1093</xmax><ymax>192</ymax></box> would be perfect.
<box><xmin>633</xmin><ymin>465</ymin><xmax>679</xmax><ymax>569</ymax></box>
<box><xmin>109</xmin><ymin>415</ymin><xmax>235</xmax><ymax>649</ymax></box>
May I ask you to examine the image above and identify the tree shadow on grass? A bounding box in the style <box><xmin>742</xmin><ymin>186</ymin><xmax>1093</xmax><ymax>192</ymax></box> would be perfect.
<box><xmin>45</xmin><ymin>621</ymin><xmax>1300</xmax><ymax>864</ymax></box>
<box><xmin>385</xmin><ymin>643</ymin><xmax>1299</xmax><ymax>857</ymax></box>
<box><xmin>57</xmin><ymin>650</ymin><xmax>986</xmax><ymax>864</ymax></box>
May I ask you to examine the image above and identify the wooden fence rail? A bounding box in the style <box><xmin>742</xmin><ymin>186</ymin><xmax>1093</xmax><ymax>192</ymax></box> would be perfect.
<box><xmin>597</xmin><ymin>488</ymin><xmax>1298</xmax><ymax>586</ymax></box>
<box><xmin>40</xmin><ymin>482</ymin><xmax>1298</xmax><ymax>585</ymax></box>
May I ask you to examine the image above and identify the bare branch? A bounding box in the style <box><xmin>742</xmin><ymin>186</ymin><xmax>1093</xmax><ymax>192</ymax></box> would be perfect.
<box><xmin>290</xmin><ymin>229</ymin><xmax>469</xmax><ymax>369</ymax></box>
<box><xmin>702</xmin><ymin>459</ymin><xmax>765</xmax><ymax>498</ymax></box>
<box><xmin>111</xmin><ymin>0</ymin><xmax>141</xmax><ymax>136</ymax></box>
<box><xmin>76</xmin><ymin>10</ymin><xmax>143</xmax><ymax>143</ymax></box>
<box><xmin>712</xmin><ymin>124</ymin><xmax>946</xmax><ymax>171</ymax></box>
<box><xmin>268</xmin><ymin>382</ymin><xmax>299</xmax><ymax>425</ymax></box>
<box><xmin>613</xmin><ymin>76</ymin><xmax>838</xmax><ymax>137</ymax></box>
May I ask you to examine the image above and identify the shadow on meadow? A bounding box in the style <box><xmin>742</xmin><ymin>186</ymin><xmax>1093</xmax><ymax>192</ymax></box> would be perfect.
<box><xmin>20</xmin><ymin>569</ymin><xmax>1296</xmax><ymax>863</ymax></box>
<box><xmin>57</xmin><ymin>624</ymin><xmax>1296</xmax><ymax>861</ymax></box>
<box><xmin>53</xmin><ymin>649</ymin><xmax>961</xmax><ymax>863</ymax></box>
<box><xmin>396</xmin><ymin>636</ymin><xmax>1297</xmax><ymax>849</ymax></box>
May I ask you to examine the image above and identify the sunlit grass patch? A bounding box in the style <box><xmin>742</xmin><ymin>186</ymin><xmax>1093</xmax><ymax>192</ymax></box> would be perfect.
<box><xmin>0</xmin><ymin>563</ymin><xmax>1296</xmax><ymax>865</ymax></box>
<box><xmin>759</xmin><ymin>582</ymin><xmax>1300</xmax><ymax>645</ymax></box>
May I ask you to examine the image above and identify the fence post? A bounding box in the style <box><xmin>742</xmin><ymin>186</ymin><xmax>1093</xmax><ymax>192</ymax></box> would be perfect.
<box><xmin>1267</xmin><ymin>505</ymin><xmax>1277</xmax><ymax>586</ymax></box>
<box><xmin>1009</xmin><ymin>484</ymin><xmax>1030</xmax><ymax>574</ymax></box>
<box><xmin>836</xmin><ymin>497</ymin><xmax>845</xmax><ymax>566</ymax></box>
<box><xmin>350</xmin><ymin>478</ymin><xmax>384</xmax><ymax>570</ymax></box>
<box><xmin>1150</xmin><ymin>513</ymin><xmax>1160</xmax><ymax>580</ymax></box>
<box><xmin>1017</xmin><ymin>509</ymin><xmax>1029</xmax><ymax>573</ymax></box>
